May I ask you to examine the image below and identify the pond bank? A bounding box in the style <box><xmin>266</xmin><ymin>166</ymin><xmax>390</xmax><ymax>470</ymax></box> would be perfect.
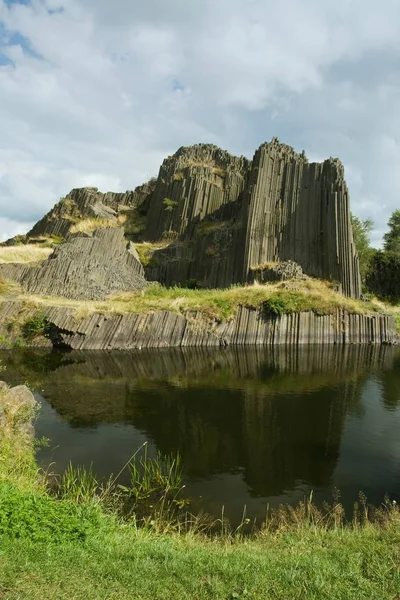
<box><xmin>0</xmin><ymin>378</ymin><xmax>399</xmax><ymax>599</ymax></box>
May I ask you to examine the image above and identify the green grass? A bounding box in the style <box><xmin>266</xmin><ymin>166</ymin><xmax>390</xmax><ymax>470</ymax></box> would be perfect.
<box><xmin>0</xmin><ymin>278</ymin><xmax>391</xmax><ymax>325</ymax></box>
<box><xmin>106</xmin><ymin>280</ymin><xmax>384</xmax><ymax>321</ymax></box>
<box><xmin>0</xmin><ymin>519</ymin><xmax>399</xmax><ymax>600</ymax></box>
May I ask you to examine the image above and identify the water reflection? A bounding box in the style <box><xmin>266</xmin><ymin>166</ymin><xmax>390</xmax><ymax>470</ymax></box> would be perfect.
<box><xmin>1</xmin><ymin>345</ymin><xmax>399</xmax><ymax>523</ymax></box>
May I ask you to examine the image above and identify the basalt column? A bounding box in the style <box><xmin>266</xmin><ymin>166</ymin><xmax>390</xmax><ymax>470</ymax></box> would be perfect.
<box><xmin>242</xmin><ymin>139</ymin><xmax>361</xmax><ymax>298</ymax></box>
<box><xmin>144</xmin><ymin>144</ymin><xmax>250</xmax><ymax>241</ymax></box>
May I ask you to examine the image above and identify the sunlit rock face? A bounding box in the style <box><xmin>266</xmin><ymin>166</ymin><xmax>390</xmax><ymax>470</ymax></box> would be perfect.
<box><xmin>2</xmin><ymin>137</ymin><xmax>361</xmax><ymax>298</ymax></box>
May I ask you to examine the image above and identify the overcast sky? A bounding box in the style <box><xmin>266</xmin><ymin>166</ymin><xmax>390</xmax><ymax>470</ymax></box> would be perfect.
<box><xmin>0</xmin><ymin>0</ymin><xmax>399</xmax><ymax>245</ymax></box>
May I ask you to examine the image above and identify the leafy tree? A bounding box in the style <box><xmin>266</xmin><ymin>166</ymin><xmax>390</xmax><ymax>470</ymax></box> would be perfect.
<box><xmin>383</xmin><ymin>209</ymin><xmax>400</xmax><ymax>254</ymax></box>
<box><xmin>366</xmin><ymin>250</ymin><xmax>400</xmax><ymax>303</ymax></box>
<box><xmin>351</xmin><ymin>214</ymin><xmax>374</xmax><ymax>280</ymax></box>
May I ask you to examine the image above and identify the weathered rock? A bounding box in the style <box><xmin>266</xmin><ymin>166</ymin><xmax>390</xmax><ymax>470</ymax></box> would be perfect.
<box><xmin>12</xmin><ymin>180</ymin><xmax>156</xmax><ymax>242</ymax></box>
<box><xmin>0</xmin><ymin>382</ymin><xmax>37</xmax><ymax>438</ymax></box>
<box><xmin>249</xmin><ymin>260</ymin><xmax>309</xmax><ymax>284</ymax></box>
<box><xmin>0</xmin><ymin>228</ymin><xmax>148</xmax><ymax>300</ymax></box>
<box><xmin>144</xmin><ymin>144</ymin><xmax>250</xmax><ymax>241</ymax></box>
<box><xmin>2</xmin><ymin>138</ymin><xmax>362</xmax><ymax>297</ymax></box>
<box><xmin>141</xmin><ymin>139</ymin><xmax>361</xmax><ymax>296</ymax></box>
<box><xmin>0</xmin><ymin>302</ymin><xmax>395</xmax><ymax>349</ymax></box>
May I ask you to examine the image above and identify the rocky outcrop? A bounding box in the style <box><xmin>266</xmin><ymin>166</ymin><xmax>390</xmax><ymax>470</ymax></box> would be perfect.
<box><xmin>1</xmin><ymin>138</ymin><xmax>363</xmax><ymax>297</ymax></box>
<box><xmin>139</xmin><ymin>139</ymin><xmax>361</xmax><ymax>296</ymax></box>
<box><xmin>0</xmin><ymin>381</ymin><xmax>37</xmax><ymax>439</ymax></box>
<box><xmin>0</xmin><ymin>228</ymin><xmax>148</xmax><ymax>300</ymax></box>
<box><xmin>6</xmin><ymin>180</ymin><xmax>156</xmax><ymax>242</ymax></box>
<box><xmin>0</xmin><ymin>302</ymin><xmax>395</xmax><ymax>350</ymax></box>
<box><xmin>143</xmin><ymin>144</ymin><xmax>250</xmax><ymax>241</ymax></box>
<box><xmin>241</xmin><ymin>140</ymin><xmax>361</xmax><ymax>297</ymax></box>
<box><xmin>249</xmin><ymin>261</ymin><xmax>309</xmax><ymax>284</ymax></box>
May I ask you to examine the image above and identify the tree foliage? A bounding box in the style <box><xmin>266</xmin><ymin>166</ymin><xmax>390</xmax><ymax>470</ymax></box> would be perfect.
<box><xmin>366</xmin><ymin>251</ymin><xmax>400</xmax><ymax>303</ymax></box>
<box><xmin>383</xmin><ymin>209</ymin><xmax>400</xmax><ymax>254</ymax></box>
<box><xmin>351</xmin><ymin>214</ymin><xmax>374</xmax><ymax>280</ymax></box>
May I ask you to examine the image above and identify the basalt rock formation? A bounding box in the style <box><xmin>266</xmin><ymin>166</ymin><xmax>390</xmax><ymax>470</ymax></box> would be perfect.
<box><xmin>0</xmin><ymin>228</ymin><xmax>147</xmax><ymax>300</ymax></box>
<box><xmin>0</xmin><ymin>302</ymin><xmax>395</xmax><ymax>350</ymax></box>
<box><xmin>1</xmin><ymin>138</ymin><xmax>362</xmax><ymax>299</ymax></box>
<box><xmin>144</xmin><ymin>139</ymin><xmax>361</xmax><ymax>296</ymax></box>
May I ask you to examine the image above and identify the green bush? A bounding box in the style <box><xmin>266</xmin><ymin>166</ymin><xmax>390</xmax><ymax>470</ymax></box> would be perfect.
<box><xmin>0</xmin><ymin>482</ymin><xmax>100</xmax><ymax>543</ymax></box>
<box><xmin>22</xmin><ymin>312</ymin><xmax>50</xmax><ymax>342</ymax></box>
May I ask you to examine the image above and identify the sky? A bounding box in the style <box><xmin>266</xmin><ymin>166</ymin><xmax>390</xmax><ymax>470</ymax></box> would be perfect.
<box><xmin>0</xmin><ymin>0</ymin><xmax>400</xmax><ymax>245</ymax></box>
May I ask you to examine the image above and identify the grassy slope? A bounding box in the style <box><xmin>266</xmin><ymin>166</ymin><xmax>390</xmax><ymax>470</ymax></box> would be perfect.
<box><xmin>1</xmin><ymin>383</ymin><xmax>400</xmax><ymax>600</ymax></box>
<box><xmin>1</xmin><ymin>276</ymin><xmax>398</xmax><ymax>325</ymax></box>
<box><xmin>0</xmin><ymin>245</ymin><xmax>53</xmax><ymax>264</ymax></box>
<box><xmin>1</xmin><ymin>525</ymin><xmax>399</xmax><ymax>600</ymax></box>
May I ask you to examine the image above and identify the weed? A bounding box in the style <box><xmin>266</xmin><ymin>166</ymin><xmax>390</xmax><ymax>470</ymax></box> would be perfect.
<box><xmin>212</xmin><ymin>166</ymin><xmax>226</xmax><ymax>177</ymax></box>
<box><xmin>173</xmin><ymin>172</ymin><xmax>184</xmax><ymax>182</ymax></box>
<box><xmin>22</xmin><ymin>312</ymin><xmax>50</xmax><ymax>342</ymax></box>
<box><xmin>70</xmin><ymin>218</ymin><xmax>119</xmax><ymax>234</ymax></box>
<box><xmin>163</xmin><ymin>198</ymin><xmax>179</xmax><ymax>212</ymax></box>
<box><xmin>58</xmin><ymin>463</ymin><xmax>99</xmax><ymax>504</ymax></box>
<box><xmin>0</xmin><ymin>481</ymin><xmax>100</xmax><ymax>543</ymax></box>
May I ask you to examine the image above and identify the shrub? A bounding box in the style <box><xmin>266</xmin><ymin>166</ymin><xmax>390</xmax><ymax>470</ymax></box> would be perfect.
<box><xmin>22</xmin><ymin>312</ymin><xmax>50</xmax><ymax>342</ymax></box>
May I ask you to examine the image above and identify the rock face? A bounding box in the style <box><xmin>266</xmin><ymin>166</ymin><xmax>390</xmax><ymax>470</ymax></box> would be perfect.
<box><xmin>0</xmin><ymin>302</ymin><xmax>395</xmax><ymax>350</ymax></box>
<box><xmin>0</xmin><ymin>228</ymin><xmax>148</xmax><ymax>300</ymax></box>
<box><xmin>0</xmin><ymin>382</ymin><xmax>37</xmax><ymax>439</ymax></box>
<box><xmin>23</xmin><ymin>181</ymin><xmax>156</xmax><ymax>240</ymax></box>
<box><xmin>142</xmin><ymin>139</ymin><xmax>361</xmax><ymax>296</ymax></box>
<box><xmin>2</xmin><ymin>137</ymin><xmax>362</xmax><ymax>298</ymax></box>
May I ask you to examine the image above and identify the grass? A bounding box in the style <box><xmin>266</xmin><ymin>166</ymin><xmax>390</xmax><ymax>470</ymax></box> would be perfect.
<box><xmin>0</xmin><ymin>277</ymin><xmax>396</xmax><ymax>325</ymax></box>
<box><xmin>69</xmin><ymin>218</ymin><xmax>119</xmax><ymax>234</ymax></box>
<box><xmin>100</xmin><ymin>279</ymin><xmax>390</xmax><ymax>321</ymax></box>
<box><xmin>0</xmin><ymin>245</ymin><xmax>53</xmax><ymax>264</ymax></box>
<box><xmin>135</xmin><ymin>241</ymin><xmax>170</xmax><ymax>266</ymax></box>
<box><xmin>1</xmin><ymin>387</ymin><xmax>400</xmax><ymax>599</ymax></box>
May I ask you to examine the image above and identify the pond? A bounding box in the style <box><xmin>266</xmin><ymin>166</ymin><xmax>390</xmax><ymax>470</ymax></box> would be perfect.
<box><xmin>1</xmin><ymin>345</ymin><xmax>399</xmax><ymax>525</ymax></box>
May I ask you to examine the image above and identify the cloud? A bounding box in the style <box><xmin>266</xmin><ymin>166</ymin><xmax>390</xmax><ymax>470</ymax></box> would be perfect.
<box><xmin>0</xmin><ymin>0</ymin><xmax>399</xmax><ymax>244</ymax></box>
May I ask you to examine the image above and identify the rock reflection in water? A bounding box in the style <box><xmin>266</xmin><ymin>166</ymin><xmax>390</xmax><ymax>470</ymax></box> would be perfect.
<box><xmin>0</xmin><ymin>345</ymin><xmax>399</xmax><ymax>523</ymax></box>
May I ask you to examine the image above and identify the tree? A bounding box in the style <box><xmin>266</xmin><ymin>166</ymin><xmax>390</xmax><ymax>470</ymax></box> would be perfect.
<box><xmin>366</xmin><ymin>250</ymin><xmax>400</xmax><ymax>303</ymax></box>
<box><xmin>383</xmin><ymin>209</ymin><xmax>400</xmax><ymax>254</ymax></box>
<box><xmin>351</xmin><ymin>214</ymin><xmax>374</xmax><ymax>280</ymax></box>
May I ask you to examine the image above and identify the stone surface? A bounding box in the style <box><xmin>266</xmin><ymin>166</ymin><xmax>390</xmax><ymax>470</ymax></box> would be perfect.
<box><xmin>0</xmin><ymin>228</ymin><xmax>148</xmax><ymax>300</ymax></box>
<box><xmin>1</xmin><ymin>138</ymin><xmax>362</xmax><ymax>297</ymax></box>
<box><xmin>0</xmin><ymin>302</ymin><xmax>396</xmax><ymax>349</ymax></box>
<box><xmin>249</xmin><ymin>261</ymin><xmax>309</xmax><ymax>284</ymax></box>
<box><xmin>141</xmin><ymin>139</ymin><xmax>361</xmax><ymax>296</ymax></box>
<box><xmin>17</xmin><ymin>181</ymin><xmax>156</xmax><ymax>241</ymax></box>
<box><xmin>0</xmin><ymin>382</ymin><xmax>37</xmax><ymax>438</ymax></box>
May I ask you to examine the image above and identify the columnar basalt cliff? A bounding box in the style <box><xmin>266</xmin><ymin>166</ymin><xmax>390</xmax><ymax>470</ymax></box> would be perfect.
<box><xmin>0</xmin><ymin>137</ymin><xmax>391</xmax><ymax>349</ymax></box>
<box><xmin>241</xmin><ymin>140</ymin><xmax>361</xmax><ymax>297</ymax></box>
<box><xmin>1</xmin><ymin>137</ymin><xmax>361</xmax><ymax>297</ymax></box>
<box><xmin>141</xmin><ymin>139</ymin><xmax>361</xmax><ymax>296</ymax></box>
<box><xmin>0</xmin><ymin>302</ymin><xmax>395</xmax><ymax>350</ymax></box>
<box><xmin>23</xmin><ymin>181</ymin><xmax>156</xmax><ymax>241</ymax></box>
<box><xmin>0</xmin><ymin>228</ymin><xmax>148</xmax><ymax>300</ymax></box>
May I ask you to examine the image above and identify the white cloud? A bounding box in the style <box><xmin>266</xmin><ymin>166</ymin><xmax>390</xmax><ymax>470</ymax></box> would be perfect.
<box><xmin>0</xmin><ymin>0</ymin><xmax>399</xmax><ymax>243</ymax></box>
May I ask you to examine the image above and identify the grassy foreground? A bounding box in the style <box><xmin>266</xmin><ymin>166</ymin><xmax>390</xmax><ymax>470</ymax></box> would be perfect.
<box><xmin>1</xmin><ymin>386</ymin><xmax>400</xmax><ymax>599</ymax></box>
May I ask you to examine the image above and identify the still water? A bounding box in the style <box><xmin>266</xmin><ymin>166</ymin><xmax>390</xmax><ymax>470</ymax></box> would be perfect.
<box><xmin>1</xmin><ymin>345</ymin><xmax>399</xmax><ymax>524</ymax></box>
